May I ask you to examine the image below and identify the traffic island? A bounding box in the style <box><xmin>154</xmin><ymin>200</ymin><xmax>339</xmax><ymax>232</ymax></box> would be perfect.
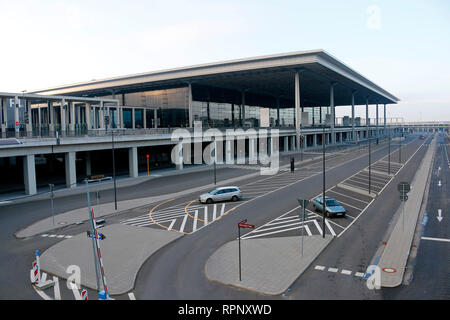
<box><xmin>205</xmin><ymin>235</ymin><xmax>333</xmax><ymax>295</ymax></box>
<box><xmin>39</xmin><ymin>224</ymin><xmax>182</xmax><ymax>295</ymax></box>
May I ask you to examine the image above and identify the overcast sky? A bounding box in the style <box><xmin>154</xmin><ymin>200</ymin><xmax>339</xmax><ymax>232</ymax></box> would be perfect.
<box><xmin>0</xmin><ymin>0</ymin><xmax>449</xmax><ymax>122</ymax></box>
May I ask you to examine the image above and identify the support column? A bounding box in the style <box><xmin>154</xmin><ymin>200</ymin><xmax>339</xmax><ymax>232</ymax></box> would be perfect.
<box><xmin>351</xmin><ymin>91</ymin><xmax>356</xmax><ymax>141</ymax></box>
<box><xmin>99</xmin><ymin>101</ymin><xmax>104</xmax><ymax>129</ymax></box>
<box><xmin>313</xmin><ymin>134</ymin><xmax>317</xmax><ymax>147</ymax></box>
<box><xmin>14</xmin><ymin>96</ymin><xmax>20</xmax><ymax>134</ymax></box>
<box><xmin>330</xmin><ymin>83</ymin><xmax>336</xmax><ymax>144</ymax></box>
<box><xmin>76</xmin><ymin>104</ymin><xmax>81</xmax><ymax>130</ymax></box>
<box><xmin>85</xmin><ymin>103</ymin><xmax>91</xmax><ymax>130</ymax></box>
<box><xmin>143</xmin><ymin>109</ymin><xmax>147</xmax><ymax>129</ymax></box>
<box><xmin>26</xmin><ymin>100</ymin><xmax>32</xmax><ymax>133</ymax></box>
<box><xmin>1</xmin><ymin>98</ymin><xmax>7</xmax><ymax>134</ymax></box>
<box><xmin>23</xmin><ymin>154</ymin><xmax>37</xmax><ymax>195</ymax></box>
<box><xmin>276</xmin><ymin>98</ymin><xmax>280</xmax><ymax>127</ymax></box>
<box><xmin>249</xmin><ymin>138</ymin><xmax>257</xmax><ymax>164</ymax></box>
<box><xmin>60</xmin><ymin>99</ymin><xmax>66</xmax><ymax>133</ymax></box>
<box><xmin>376</xmin><ymin>103</ymin><xmax>379</xmax><ymax>137</ymax></box>
<box><xmin>284</xmin><ymin>136</ymin><xmax>289</xmax><ymax>152</ymax></box>
<box><xmin>384</xmin><ymin>104</ymin><xmax>387</xmax><ymax>137</ymax></box>
<box><xmin>295</xmin><ymin>71</ymin><xmax>301</xmax><ymax>151</ymax></box>
<box><xmin>154</xmin><ymin>109</ymin><xmax>157</xmax><ymax>128</ymax></box>
<box><xmin>174</xmin><ymin>143</ymin><xmax>183</xmax><ymax>170</ymax></box>
<box><xmin>188</xmin><ymin>83</ymin><xmax>193</xmax><ymax>128</ymax></box>
<box><xmin>129</xmin><ymin>147</ymin><xmax>138</xmax><ymax>177</ymax></box>
<box><xmin>132</xmin><ymin>108</ymin><xmax>135</xmax><ymax>129</ymax></box>
<box><xmin>290</xmin><ymin>136</ymin><xmax>295</xmax><ymax>151</ymax></box>
<box><xmin>65</xmin><ymin>151</ymin><xmax>76</xmax><ymax>189</ymax></box>
<box><xmin>37</xmin><ymin>106</ymin><xmax>41</xmax><ymax>129</ymax></box>
<box><xmin>69</xmin><ymin>101</ymin><xmax>75</xmax><ymax>132</ymax></box>
<box><xmin>366</xmin><ymin>96</ymin><xmax>369</xmax><ymax>139</ymax></box>
<box><xmin>49</xmin><ymin>101</ymin><xmax>55</xmax><ymax>132</ymax></box>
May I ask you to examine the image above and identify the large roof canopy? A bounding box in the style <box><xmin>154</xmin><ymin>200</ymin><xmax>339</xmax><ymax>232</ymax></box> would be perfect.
<box><xmin>30</xmin><ymin>50</ymin><xmax>399</xmax><ymax>107</ymax></box>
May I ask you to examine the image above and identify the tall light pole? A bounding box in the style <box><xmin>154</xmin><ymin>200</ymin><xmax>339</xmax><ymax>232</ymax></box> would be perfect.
<box><xmin>112</xmin><ymin>130</ymin><xmax>117</xmax><ymax>210</ymax></box>
<box><xmin>322</xmin><ymin>121</ymin><xmax>326</xmax><ymax>238</ymax></box>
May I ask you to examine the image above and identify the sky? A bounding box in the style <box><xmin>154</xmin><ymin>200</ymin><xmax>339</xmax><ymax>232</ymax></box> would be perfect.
<box><xmin>0</xmin><ymin>0</ymin><xmax>449</xmax><ymax>122</ymax></box>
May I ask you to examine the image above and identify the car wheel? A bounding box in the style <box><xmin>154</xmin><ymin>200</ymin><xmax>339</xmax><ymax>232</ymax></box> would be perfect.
<box><xmin>206</xmin><ymin>198</ymin><xmax>213</xmax><ymax>204</ymax></box>
<box><xmin>325</xmin><ymin>211</ymin><xmax>330</xmax><ymax>218</ymax></box>
<box><xmin>231</xmin><ymin>195</ymin><xmax>238</xmax><ymax>202</ymax></box>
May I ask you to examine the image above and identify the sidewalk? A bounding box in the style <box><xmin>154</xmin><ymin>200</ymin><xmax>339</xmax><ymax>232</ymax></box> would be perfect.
<box><xmin>378</xmin><ymin>137</ymin><xmax>436</xmax><ymax>287</ymax></box>
<box><xmin>205</xmin><ymin>235</ymin><xmax>333</xmax><ymax>295</ymax></box>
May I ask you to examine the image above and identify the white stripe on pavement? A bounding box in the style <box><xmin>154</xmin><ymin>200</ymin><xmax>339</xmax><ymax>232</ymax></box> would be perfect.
<box><xmin>53</xmin><ymin>276</ymin><xmax>61</xmax><ymax>300</ymax></box>
<box><xmin>179</xmin><ymin>214</ymin><xmax>188</xmax><ymax>233</ymax></box>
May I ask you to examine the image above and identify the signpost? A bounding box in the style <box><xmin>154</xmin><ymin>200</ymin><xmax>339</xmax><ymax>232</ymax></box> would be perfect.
<box><xmin>398</xmin><ymin>182</ymin><xmax>410</xmax><ymax>231</ymax></box>
<box><xmin>146</xmin><ymin>154</ymin><xmax>150</xmax><ymax>176</ymax></box>
<box><xmin>237</xmin><ymin>219</ymin><xmax>255</xmax><ymax>281</ymax></box>
<box><xmin>298</xmin><ymin>199</ymin><xmax>309</xmax><ymax>256</ymax></box>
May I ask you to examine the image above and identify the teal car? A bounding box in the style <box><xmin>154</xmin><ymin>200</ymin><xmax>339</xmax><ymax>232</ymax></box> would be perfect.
<box><xmin>313</xmin><ymin>196</ymin><xmax>346</xmax><ymax>218</ymax></box>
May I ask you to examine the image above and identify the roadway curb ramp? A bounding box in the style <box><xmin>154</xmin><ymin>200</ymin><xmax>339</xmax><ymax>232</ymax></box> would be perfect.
<box><xmin>205</xmin><ymin>235</ymin><xmax>333</xmax><ymax>295</ymax></box>
<box><xmin>39</xmin><ymin>224</ymin><xmax>182</xmax><ymax>295</ymax></box>
<box><xmin>378</xmin><ymin>138</ymin><xmax>436</xmax><ymax>287</ymax></box>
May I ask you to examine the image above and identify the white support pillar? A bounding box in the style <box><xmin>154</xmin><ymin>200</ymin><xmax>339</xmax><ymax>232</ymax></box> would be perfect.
<box><xmin>99</xmin><ymin>101</ymin><xmax>104</xmax><ymax>129</ymax></box>
<box><xmin>241</xmin><ymin>90</ymin><xmax>246</xmax><ymax>125</ymax></box>
<box><xmin>76</xmin><ymin>104</ymin><xmax>81</xmax><ymax>129</ymax></box>
<box><xmin>65</xmin><ymin>151</ymin><xmax>77</xmax><ymax>189</ymax></box>
<box><xmin>249</xmin><ymin>137</ymin><xmax>257</xmax><ymax>164</ymax></box>
<box><xmin>26</xmin><ymin>100</ymin><xmax>32</xmax><ymax>133</ymax></box>
<box><xmin>85</xmin><ymin>103</ymin><xmax>91</xmax><ymax>130</ymax></box>
<box><xmin>143</xmin><ymin>109</ymin><xmax>147</xmax><ymax>129</ymax></box>
<box><xmin>284</xmin><ymin>136</ymin><xmax>289</xmax><ymax>152</ymax></box>
<box><xmin>1</xmin><ymin>98</ymin><xmax>7</xmax><ymax>134</ymax></box>
<box><xmin>69</xmin><ymin>101</ymin><xmax>75</xmax><ymax>132</ymax></box>
<box><xmin>49</xmin><ymin>101</ymin><xmax>55</xmax><ymax>132</ymax></box>
<box><xmin>154</xmin><ymin>109</ymin><xmax>157</xmax><ymax>128</ymax></box>
<box><xmin>295</xmin><ymin>71</ymin><xmax>301</xmax><ymax>151</ymax></box>
<box><xmin>276</xmin><ymin>98</ymin><xmax>280</xmax><ymax>126</ymax></box>
<box><xmin>384</xmin><ymin>104</ymin><xmax>387</xmax><ymax>137</ymax></box>
<box><xmin>376</xmin><ymin>103</ymin><xmax>379</xmax><ymax>137</ymax></box>
<box><xmin>175</xmin><ymin>143</ymin><xmax>183</xmax><ymax>170</ymax></box>
<box><xmin>330</xmin><ymin>83</ymin><xmax>336</xmax><ymax>144</ymax></box>
<box><xmin>188</xmin><ymin>83</ymin><xmax>193</xmax><ymax>128</ymax></box>
<box><xmin>60</xmin><ymin>99</ymin><xmax>66</xmax><ymax>133</ymax></box>
<box><xmin>366</xmin><ymin>97</ymin><xmax>369</xmax><ymax>139</ymax></box>
<box><xmin>313</xmin><ymin>134</ymin><xmax>317</xmax><ymax>147</ymax></box>
<box><xmin>14</xmin><ymin>96</ymin><xmax>20</xmax><ymax>134</ymax></box>
<box><xmin>351</xmin><ymin>91</ymin><xmax>356</xmax><ymax>141</ymax></box>
<box><xmin>23</xmin><ymin>154</ymin><xmax>37</xmax><ymax>195</ymax></box>
<box><xmin>290</xmin><ymin>135</ymin><xmax>295</xmax><ymax>151</ymax></box>
<box><xmin>129</xmin><ymin>147</ymin><xmax>138</xmax><ymax>177</ymax></box>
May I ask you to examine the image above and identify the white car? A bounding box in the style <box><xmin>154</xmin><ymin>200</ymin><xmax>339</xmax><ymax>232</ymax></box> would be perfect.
<box><xmin>199</xmin><ymin>187</ymin><xmax>242</xmax><ymax>204</ymax></box>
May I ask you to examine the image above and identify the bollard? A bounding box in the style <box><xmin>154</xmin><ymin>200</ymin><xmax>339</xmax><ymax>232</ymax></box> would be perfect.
<box><xmin>290</xmin><ymin>157</ymin><xmax>295</xmax><ymax>172</ymax></box>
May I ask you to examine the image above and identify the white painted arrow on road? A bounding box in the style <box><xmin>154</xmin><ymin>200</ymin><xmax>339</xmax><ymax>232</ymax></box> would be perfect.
<box><xmin>437</xmin><ymin>209</ymin><xmax>443</xmax><ymax>222</ymax></box>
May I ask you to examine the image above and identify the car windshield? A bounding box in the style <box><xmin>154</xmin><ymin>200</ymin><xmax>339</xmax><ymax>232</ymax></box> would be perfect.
<box><xmin>210</xmin><ymin>189</ymin><xmax>218</xmax><ymax>195</ymax></box>
<box><xmin>326</xmin><ymin>199</ymin><xmax>340</xmax><ymax>206</ymax></box>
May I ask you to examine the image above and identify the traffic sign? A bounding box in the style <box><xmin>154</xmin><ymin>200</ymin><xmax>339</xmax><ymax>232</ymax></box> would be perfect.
<box><xmin>397</xmin><ymin>182</ymin><xmax>411</xmax><ymax>193</ymax></box>
<box><xmin>238</xmin><ymin>219</ymin><xmax>255</xmax><ymax>229</ymax></box>
<box><xmin>86</xmin><ymin>231</ymin><xmax>106</xmax><ymax>240</ymax></box>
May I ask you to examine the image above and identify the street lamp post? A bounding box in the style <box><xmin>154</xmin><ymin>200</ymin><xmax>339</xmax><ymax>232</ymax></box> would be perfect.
<box><xmin>112</xmin><ymin>130</ymin><xmax>117</xmax><ymax>210</ymax></box>
<box><xmin>322</xmin><ymin>122</ymin><xmax>326</xmax><ymax>238</ymax></box>
<box><xmin>49</xmin><ymin>184</ymin><xmax>55</xmax><ymax>226</ymax></box>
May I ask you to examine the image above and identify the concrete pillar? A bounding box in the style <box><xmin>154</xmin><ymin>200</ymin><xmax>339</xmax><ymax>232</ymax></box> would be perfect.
<box><xmin>295</xmin><ymin>71</ymin><xmax>301</xmax><ymax>151</ymax></box>
<box><xmin>61</xmin><ymin>99</ymin><xmax>66</xmax><ymax>133</ymax></box>
<box><xmin>37</xmin><ymin>106</ymin><xmax>42</xmax><ymax>128</ymax></box>
<box><xmin>290</xmin><ymin>136</ymin><xmax>295</xmax><ymax>151</ymax></box>
<box><xmin>99</xmin><ymin>101</ymin><xmax>104</xmax><ymax>129</ymax></box>
<box><xmin>26</xmin><ymin>100</ymin><xmax>32</xmax><ymax>133</ymax></box>
<box><xmin>1</xmin><ymin>98</ymin><xmax>7</xmax><ymax>133</ymax></box>
<box><xmin>65</xmin><ymin>151</ymin><xmax>77</xmax><ymax>189</ymax></box>
<box><xmin>23</xmin><ymin>154</ymin><xmax>37</xmax><ymax>195</ymax></box>
<box><xmin>330</xmin><ymin>83</ymin><xmax>336</xmax><ymax>144</ymax></box>
<box><xmin>129</xmin><ymin>147</ymin><xmax>138</xmax><ymax>177</ymax></box>
<box><xmin>225</xmin><ymin>139</ymin><xmax>234</xmax><ymax>164</ymax></box>
<box><xmin>143</xmin><ymin>109</ymin><xmax>147</xmax><ymax>129</ymax></box>
<box><xmin>49</xmin><ymin>101</ymin><xmax>55</xmax><ymax>132</ymax></box>
<box><xmin>76</xmin><ymin>104</ymin><xmax>81</xmax><ymax>129</ymax></box>
<box><xmin>284</xmin><ymin>136</ymin><xmax>289</xmax><ymax>152</ymax></box>
<box><xmin>366</xmin><ymin>97</ymin><xmax>369</xmax><ymax>139</ymax></box>
<box><xmin>14</xmin><ymin>96</ymin><xmax>20</xmax><ymax>134</ymax></box>
<box><xmin>276</xmin><ymin>98</ymin><xmax>280</xmax><ymax>126</ymax></box>
<box><xmin>174</xmin><ymin>143</ymin><xmax>183</xmax><ymax>170</ymax></box>
<box><xmin>351</xmin><ymin>91</ymin><xmax>356</xmax><ymax>141</ymax></box>
<box><xmin>376</xmin><ymin>103</ymin><xmax>379</xmax><ymax>137</ymax></box>
<box><xmin>69</xmin><ymin>101</ymin><xmax>75</xmax><ymax>131</ymax></box>
<box><xmin>154</xmin><ymin>109</ymin><xmax>157</xmax><ymax>128</ymax></box>
<box><xmin>313</xmin><ymin>134</ymin><xmax>317</xmax><ymax>147</ymax></box>
<box><xmin>188</xmin><ymin>83</ymin><xmax>193</xmax><ymax>128</ymax></box>
<box><xmin>249</xmin><ymin>138</ymin><xmax>257</xmax><ymax>163</ymax></box>
<box><xmin>132</xmin><ymin>108</ymin><xmax>136</xmax><ymax>129</ymax></box>
<box><xmin>384</xmin><ymin>104</ymin><xmax>387</xmax><ymax>137</ymax></box>
<box><xmin>85</xmin><ymin>103</ymin><xmax>91</xmax><ymax>130</ymax></box>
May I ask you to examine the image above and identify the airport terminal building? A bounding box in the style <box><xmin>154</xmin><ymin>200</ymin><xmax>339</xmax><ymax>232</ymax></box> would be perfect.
<box><xmin>0</xmin><ymin>50</ymin><xmax>413</xmax><ymax>196</ymax></box>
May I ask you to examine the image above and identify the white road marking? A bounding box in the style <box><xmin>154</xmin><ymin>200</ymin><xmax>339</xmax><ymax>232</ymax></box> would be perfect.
<box><xmin>30</xmin><ymin>270</ymin><xmax>52</xmax><ymax>300</ymax></box>
<box><xmin>167</xmin><ymin>219</ymin><xmax>176</xmax><ymax>231</ymax></box>
<box><xmin>324</xmin><ymin>219</ymin><xmax>337</xmax><ymax>237</ymax></box>
<box><xmin>313</xmin><ymin>219</ymin><xmax>323</xmax><ymax>236</ymax></box>
<box><xmin>65</xmin><ymin>235</ymin><xmax>72</xmax><ymax>239</ymax></box>
<box><xmin>315</xmin><ymin>265</ymin><xmax>325</xmax><ymax>271</ymax></box>
<box><xmin>48</xmin><ymin>235</ymin><xmax>56</xmax><ymax>238</ymax></box>
<box><xmin>128</xmin><ymin>292</ymin><xmax>136</xmax><ymax>300</ymax></box>
<box><xmin>354</xmin><ymin>272</ymin><xmax>365</xmax><ymax>277</ymax></box>
<box><xmin>341</xmin><ymin>269</ymin><xmax>352</xmax><ymax>275</ymax></box>
<box><xmin>421</xmin><ymin>236</ymin><xmax>450</xmax><ymax>243</ymax></box>
<box><xmin>327</xmin><ymin>189</ymin><xmax>371</xmax><ymax>204</ymax></box>
<box><xmin>70</xmin><ymin>282</ymin><xmax>82</xmax><ymax>300</ymax></box>
<box><xmin>193</xmin><ymin>210</ymin><xmax>198</xmax><ymax>232</ymax></box>
<box><xmin>179</xmin><ymin>214</ymin><xmax>188</xmax><ymax>233</ymax></box>
<box><xmin>53</xmin><ymin>276</ymin><xmax>61</xmax><ymax>300</ymax></box>
<box><xmin>41</xmin><ymin>234</ymin><xmax>48</xmax><ymax>237</ymax></box>
<box><xmin>328</xmin><ymin>267</ymin><xmax>338</xmax><ymax>273</ymax></box>
<box><xmin>220</xmin><ymin>203</ymin><xmax>225</xmax><ymax>217</ymax></box>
